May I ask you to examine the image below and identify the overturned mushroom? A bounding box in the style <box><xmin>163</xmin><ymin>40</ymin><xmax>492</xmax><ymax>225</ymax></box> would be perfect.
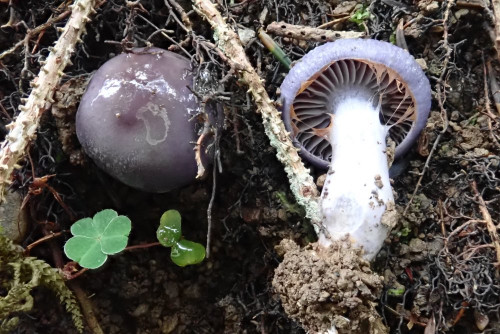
<box><xmin>76</xmin><ymin>48</ymin><xmax>214</xmax><ymax>193</ymax></box>
<box><xmin>280</xmin><ymin>39</ymin><xmax>431</xmax><ymax>259</ymax></box>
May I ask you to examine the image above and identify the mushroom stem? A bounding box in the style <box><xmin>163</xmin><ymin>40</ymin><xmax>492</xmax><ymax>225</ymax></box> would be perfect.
<box><xmin>319</xmin><ymin>96</ymin><xmax>394</xmax><ymax>260</ymax></box>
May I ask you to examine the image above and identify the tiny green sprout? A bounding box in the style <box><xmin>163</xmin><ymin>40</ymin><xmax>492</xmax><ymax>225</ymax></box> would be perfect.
<box><xmin>171</xmin><ymin>239</ymin><xmax>206</xmax><ymax>267</ymax></box>
<box><xmin>156</xmin><ymin>210</ymin><xmax>206</xmax><ymax>267</ymax></box>
<box><xmin>399</xmin><ymin>226</ymin><xmax>412</xmax><ymax>237</ymax></box>
<box><xmin>64</xmin><ymin>209</ymin><xmax>131</xmax><ymax>269</ymax></box>
<box><xmin>349</xmin><ymin>6</ymin><xmax>370</xmax><ymax>29</ymax></box>
<box><xmin>157</xmin><ymin>210</ymin><xmax>182</xmax><ymax>247</ymax></box>
<box><xmin>387</xmin><ymin>286</ymin><xmax>406</xmax><ymax>297</ymax></box>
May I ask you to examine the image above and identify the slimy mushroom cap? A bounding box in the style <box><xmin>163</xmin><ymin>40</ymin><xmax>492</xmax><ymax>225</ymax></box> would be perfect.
<box><xmin>76</xmin><ymin>48</ymin><xmax>203</xmax><ymax>193</ymax></box>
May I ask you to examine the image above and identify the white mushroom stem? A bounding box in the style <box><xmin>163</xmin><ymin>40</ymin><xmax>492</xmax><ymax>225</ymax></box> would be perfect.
<box><xmin>319</xmin><ymin>96</ymin><xmax>394</xmax><ymax>260</ymax></box>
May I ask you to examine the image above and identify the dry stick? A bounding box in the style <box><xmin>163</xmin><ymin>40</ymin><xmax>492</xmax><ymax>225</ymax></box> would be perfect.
<box><xmin>192</xmin><ymin>0</ymin><xmax>322</xmax><ymax>227</ymax></box>
<box><xmin>492</xmin><ymin>0</ymin><xmax>500</xmax><ymax>60</ymax></box>
<box><xmin>266</xmin><ymin>21</ymin><xmax>364</xmax><ymax>42</ymax></box>
<box><xmin>486</xmin><ymin>61</ymin><xmax>500</xmax><ymax>115</ymax></box>
<box><xmin>0</xmin><ymin>10</ymin><xmax>72</xmax><ymax>61</ymax></box>
<box><xmin>68</xmin><ymin>281</ymin><xmax>105</xmax><ymax>334</ymax></box>
<box><xmin>470</xmin><ymin>181</ymin><xmax>500</xmax><ymax>277</ymax></box>
<box><xmin>317</xmin><ymin>16</ymin><xmax>350</xmax><ymax>29</ymax></box>
<box><xmin>23</xmin><ymin>230</ymin><xmax>66</xmax><ymax>255</ymax></box>
<box><xmin>482</xmin><ymin>59</ymin><xmax>500</xmax><ymax>150</ymax></box>
<box><xmin>404</xmin><ymin>0</ymin><xmax>454</xmax><ymax>215</ymax></box>
<box><xmin>0</xmin><ymin>0</ymin><xmax>98</xmax><ymax>203</ymax></box>
<box><xmin>167</xmin><ymin>0</ymin><xmax>193</xmax><ymax>31</ymax></box>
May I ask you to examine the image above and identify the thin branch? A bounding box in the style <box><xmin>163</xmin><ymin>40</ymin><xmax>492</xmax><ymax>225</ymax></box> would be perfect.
<box><xmin>491</xmin><ymin>0</ymin><xmax>500</xmax><ymax>60</ymax></box>
<box><xmin>0</xmin><ymin>10</ymin><xmax>72</xmax><ymax>61</ymax></box>
<box><xmin>192</xmin><ymin>0</ymin><xmax>322</xmax><ymax>227</ymax></box>
<box><xmin>0</xmin><ymin>0</ymin><xmax>98</xmax><ymax>203</ymax></box>
<box><xmin>266</xmin><ymin>21</ymin><xmax>364</xmax><ymax>42</ymax></box>
<box><xmin>470</xmin><ymin>180</ymin><xmax>500</xmax><ymax>277</ymax></box>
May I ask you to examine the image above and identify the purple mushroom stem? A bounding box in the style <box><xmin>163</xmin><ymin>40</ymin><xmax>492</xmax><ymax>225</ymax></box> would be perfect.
<box><xmin>280</xmin><ymin>39</ymin><xmax>431</xmax><ymax>260</ymax></box>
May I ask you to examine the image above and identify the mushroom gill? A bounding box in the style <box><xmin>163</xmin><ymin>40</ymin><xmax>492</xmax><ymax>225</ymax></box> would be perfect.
<box><xmin>290</xmin><ymin>59</ymin><xmax>417</xmax><ymax>169</ymax></box>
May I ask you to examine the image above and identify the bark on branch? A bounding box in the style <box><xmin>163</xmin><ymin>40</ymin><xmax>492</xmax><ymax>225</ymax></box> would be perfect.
<box><xmin>266</xmin><ymin>21</ymin><xmax>364</xmax><ymax>42</ymax></box>
<box><xmin>192</xmin><ymin>0</ymin><xmax>322</xmax><ymax>225</ymax></box>
<box><xmin>0</xmin><ymin>0</ymin><xmax>98</xmax><ymax>202</ymax></box>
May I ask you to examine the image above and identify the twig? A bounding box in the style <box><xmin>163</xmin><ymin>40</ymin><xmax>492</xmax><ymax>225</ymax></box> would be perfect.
<box><xmin>491</xmin><ymin>0</ymin><xmax>500</xmax><ymax>60</ymax></box>
<box><xmin>192</xmin><ymin>0</ymin><xmax>322</xmax><ymax>226</ymax></box>
<box><xmin>404</xmin><ymin>0</ymin><xmax>454</xmax><ymax>215</ymax></box>
<box><xmin>124</xmin><ymin>242</ymin><xmax>161</xmax><ymax>250</ymax></box>
<box><xmin>68</xmin><ymin>281</ymin><xmax>104</xmax><ymax>334</ymax></box>
<box><xmin>482</xmin><ymin>58</ymin><xmax>500</xmax><ymax>149</ymax></box>
<box><xmin>24</xmin><ymin>230</ymin><xmax>66</xmax><ymax>255</ymax></box>
<box><xmin>0</xmin><ymin>10</ymin><xmax>72</xmax><ymax>61</ymax></box>
<box><xmin>0</xmin><ymin>0</ymin><xmax>98</xmax><ymax>203</ymax></box>
<box><xmin>166</xmin><ymin>0</ymin><xmax>193</xmax><ymax>31</ymax></box>
<box><xmin>266</xmin><ymin>21</ymin><xmax>364</xmax><ymax>43</ymax></box>
<box><xmin>470</xmin><ymin>180</ymin><xmax>500</xmax><ymax>277</ymax></box>
<box><xmin>206</xmin><ymin>133</ymin><xmax>219</xmax><ymax>258</ymax></box>
<box><xmin>486</xmin><ymin>61</ymin><xmax>500</xmax><ymax>115</ymax></box>
<box><xmin>317</xmin><ymin>16</ymin><xmax>350</xmax><ymax>29</ymax></box>
<box><xmin>383</xmin><ymin>305</ymin><xmax>428</xmax><ymax>327</ymax></box>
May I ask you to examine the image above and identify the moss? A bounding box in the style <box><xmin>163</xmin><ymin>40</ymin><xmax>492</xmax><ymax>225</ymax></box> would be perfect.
<box><xmin>0</xmin><ymin>235</ymin><xmax>83</xmax><ymax>333</ymax></box>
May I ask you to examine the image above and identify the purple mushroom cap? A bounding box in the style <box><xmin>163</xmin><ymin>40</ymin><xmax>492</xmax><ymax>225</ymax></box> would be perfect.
<box><xmin>76</xmin><ymin>48</ymin><xmax>203</xmax><ymax>193</ymax></box>
<box><xmin>280</xmin><ymin>39</ymin><xmax>432</xmax><ymax>169</ymax></box>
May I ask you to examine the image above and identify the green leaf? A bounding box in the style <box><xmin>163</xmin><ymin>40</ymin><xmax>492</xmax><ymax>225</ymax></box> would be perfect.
<box><xmin>101</xmin><ymin>216</ymin><xmax>131</xmax><ymax>254</ymax></box>
<box><xmin>93</xmin><ymin>209</ymin><xmax>118</xmax><ymax>234</ymax></box>
<box><xmin>64</xmin><ymin>236</ymin><xmax>107</xmax><ymax>269</ymax></box>
<box><xmin>170</xmin><ymin>239</ymin><xmax>206</xmax><ymax>267</ymax></box>
<box><xmin>70</xmin><ymin>218</ymin><xmax>97</xmax><ymax>238</ymax></box>
<box><xmin>387</xmin><ymin>287</ymin><xmax>406</xmax><ymax>297</ymax></box>
<box><xmin>64</xmin><ymin>209</ymin><xmax>131</xmax><ymax>269</ymax></box>
<box><xmin>349</xmin><ymin>6</ymin><xmax>370</xmax><ymax>28</ymax></box>
<box><xmin>157</xmin><ymin>210</ymin><xmax>182</xmax><ymax>247</ymax></box>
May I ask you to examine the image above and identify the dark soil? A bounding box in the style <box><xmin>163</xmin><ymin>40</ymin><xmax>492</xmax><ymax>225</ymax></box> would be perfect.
<box><xmin>0</xmin><ymin>0</ymin><xmax>499</xmax><ymax>333</ymax></box>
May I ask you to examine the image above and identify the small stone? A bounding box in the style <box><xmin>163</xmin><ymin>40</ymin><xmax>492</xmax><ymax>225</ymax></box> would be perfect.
<box><xmin>238</xmin><ymin>28</ymin><xmax>256</xmax><ymax>46</ymax></box>
<box><xmin>474</xmin><ymin>310</ymin><xmax>489</xmax><ymax>331</ymax></box>
<box><xmin>131</xmin><ymin>303</ymin><xmax>149</xmax><ymax>317</ymax></box>
<box><xmin>415</xmin><ymin>58</ymin><xmax>428</xmax><ymax>71</ymax></box>
<box><xmin>425</xmin><ymin>1</ymin><xmax>440</xmax><ymax>14</ymax></box>
<box><xmin>161</xmin><ymin>314</ymin><xmax>179</xmax><ymax>334</ymax></box>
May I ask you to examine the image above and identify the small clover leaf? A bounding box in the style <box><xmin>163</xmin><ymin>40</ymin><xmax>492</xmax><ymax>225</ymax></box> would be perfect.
<box><xmin>156</xmin><ymin>210</ymin><xmax>182</xmax><ymax>247</ymax></box>
<box><xmin>170</xmin><ymin>239</ymin><xmax>206</xmax><ymax>267</ymax></box>
<box><xmin>64</xmin><ymin>209</ymin><xmax>131</xmax><ymax>269</ymax></box>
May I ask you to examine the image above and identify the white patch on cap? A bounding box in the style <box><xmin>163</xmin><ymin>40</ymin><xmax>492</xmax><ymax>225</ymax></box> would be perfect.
<box><xmin>136</xmin><ymin>102</ymin><xmax>170</xmax><ymax>145</ymax></box>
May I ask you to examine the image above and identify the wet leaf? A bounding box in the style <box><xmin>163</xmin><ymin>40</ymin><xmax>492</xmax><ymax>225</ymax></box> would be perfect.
<box><xmin>157</xmin><ymin>210</ymin><xmax>182</xmax><ymax>247</ymax></box>
<box><xmin>170</xmin><ymin>239</ymin><xmax>206</xmax><ymax>267</ymax></box>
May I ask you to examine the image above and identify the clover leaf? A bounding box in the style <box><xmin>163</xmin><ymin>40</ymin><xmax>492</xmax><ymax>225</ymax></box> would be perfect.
<box><xmin>64</xmin><ymin>209</ymin><xmax>131</xmax><ymax>269</ymax></box>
